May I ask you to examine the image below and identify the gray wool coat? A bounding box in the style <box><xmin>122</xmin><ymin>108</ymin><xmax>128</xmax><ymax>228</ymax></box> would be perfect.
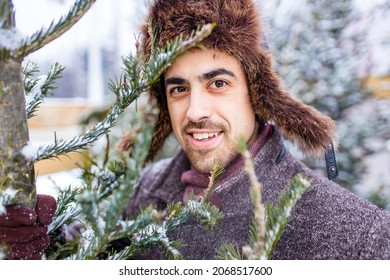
<box><xmin>127</xmin><ymin>128</ymin><xmax>390</xmax><ymax>259</ymax></box>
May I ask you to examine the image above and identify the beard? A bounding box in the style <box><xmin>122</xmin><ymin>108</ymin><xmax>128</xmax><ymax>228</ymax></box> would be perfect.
<box><xmin>181</xmin><ymin>120</ymin><xmax>239</xmax><ymax>174</ymax></box>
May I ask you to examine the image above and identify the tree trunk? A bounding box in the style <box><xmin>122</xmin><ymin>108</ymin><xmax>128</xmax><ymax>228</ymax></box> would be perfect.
<box><xmin>0</xmin><ymin>0</ymin><xmax>36</xmax><ymax>208</ymax></box>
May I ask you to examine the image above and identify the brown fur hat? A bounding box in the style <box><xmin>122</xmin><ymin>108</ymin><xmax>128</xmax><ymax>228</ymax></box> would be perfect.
<box><xmin>141</xmin><ymin>0</ymin><xmax>336</xmax><ymax>161</ymax></box>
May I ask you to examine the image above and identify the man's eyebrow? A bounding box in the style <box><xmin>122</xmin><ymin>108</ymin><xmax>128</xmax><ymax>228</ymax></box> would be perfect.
<box><xmin>200</xmin><ymin>68</ymin><xmax>237</xmax><ymax>81</ymax></box>
<box><xmin>165</xmin><ymin>77</ymin><xmax>188</xmax><ymax>87</ymax></box>
<box><xmin>164</xmin><ymin>68</ymin><xmax>236</xmax><ymax>86</ymax></box>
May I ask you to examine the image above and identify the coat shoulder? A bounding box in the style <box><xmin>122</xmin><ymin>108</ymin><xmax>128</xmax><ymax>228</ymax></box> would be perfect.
<box><xmin>252</xmin><ymin>128</ymin><xmax>390</xmax><ymax>259</ymax></box>
<box><xmin>273</xmin><ymin>156</ymin><xmax>390</xmax><ymax>259</ymax></box>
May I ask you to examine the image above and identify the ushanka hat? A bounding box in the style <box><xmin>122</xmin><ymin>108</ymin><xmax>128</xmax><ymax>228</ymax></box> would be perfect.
<box><xmin>138</xmin><ymin>0</ymin><xmax>338</xmax><ymax>178</ymax></box>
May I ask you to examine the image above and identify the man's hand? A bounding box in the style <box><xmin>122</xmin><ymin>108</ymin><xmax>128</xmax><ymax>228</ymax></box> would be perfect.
<box><xmin>0</xmin><ymin>194</ymin><xmax>56</xmax><ymax>260</ymax></box>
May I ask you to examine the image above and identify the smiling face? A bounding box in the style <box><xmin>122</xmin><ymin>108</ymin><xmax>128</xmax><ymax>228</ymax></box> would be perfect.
<box><xmin>165</xmin><ymin>49</ymin><xmax>258</xmax><ymax>173</ymax></box>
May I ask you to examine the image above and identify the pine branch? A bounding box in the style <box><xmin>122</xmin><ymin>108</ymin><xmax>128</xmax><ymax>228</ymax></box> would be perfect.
<box><xmin>236</xmin><ymin>136</ymin><xmax>266</xmax><ymax>259</ymax></box>
<box><xmin>0</xmin><ymin>0</ymin><xmax>14</xmax><ymax>29</ymax></box>
<box><xmin>215</xmin><ymin>243</ymin><xmax>242</xmax><ymax>260</ymax></box>
<box><xmin>14</xmin><ymin>0</ymin><xmax>96</xmax><ymax>59</ymax></box>
<box><xmin>24</xmin><ymin>62</ymin><xmax>65</xmax><ymax>119</ymax></box>
<box><xmin>106</xmin><ymin>176</ymin><xmax>223</xmax><ymax>260</ymax></box>
<box><xmin>103</xmin><ymin>158</ymin><xmax>149</xmax><ymax>240</ymax></box>
<box><xmin>215</xmin><ymin>137</ymin><xmax>312</xmax><ymax>260</ymax></box>
<box><xmin>201</xmin><ymin>161</ymin><xmax>224</xmax><ymax>204</ymax></box>
<box><xmin>45</xmin><ymin>186</ymin><xmax>84</xmax><ymax>259</ymax></box>
<box><xmin>47</xmin><ymin>114</ymin><xmax>223</xmax><ymax>260</ymax></box>
<box><xmin>0</xmin><ymin>244</ymin><xmax>6</xmax><ymax>260</ymax></box>
<box><xmin>143</xmin><ymin>23</ymin><xmax>216</xmax><ymax>89</ymax></box>
<box><xmin>78</xmin><ymin>189</ymin><xmax>104</xmax><ymax>236</ymax></box>
<box><xmin>263</xmin><ymin>174</ymin><xmax>311</xmax><ymax>259</ymax></box>
<box><xmin>121</xmin><ymin>197</ymin><xmax>223</xmax><ymax>260</ymax></box>
<box><xmin>49</xmin><ymin>186</ymin><xmax>82</xmax><ymax>234</ymax></box>
<box><xmin>62</xmin><ymin>105</ymin><xmax>157</xmax><ymax>260</ymax></box>
<box><xmin>128</xmin><ymin>223</ymin><xmax>183</xmax><ymax>260</ymax></box>
<box><xmin>30</xmin><ymin>24</ymin><xmax>214</xmax><ymax>163</ymax></box>
<box><xmin>22</xmin><ymin>61</ymin><xmax>39</xmax><ymax>86</ymax></box>
<box><xmin>80</xmin><ymin>158</ymin><xmax>126</xmax><ymax>201</ymax></box>
<box><xmin>183</xmin><ymin>198</ymin><xmax>223</xmax><ymax>231</ymax></box>
<box><xmin>117</xmin><ymin>206</ymin><xmax>162</xmax><ymax>238</ymax></box>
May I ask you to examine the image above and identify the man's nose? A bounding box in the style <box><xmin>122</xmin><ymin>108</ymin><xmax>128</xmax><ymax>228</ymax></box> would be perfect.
<box><xmin>186</xmin><ymin>88</ymin><xmax>212</xmax><ymax>122</ymax></box>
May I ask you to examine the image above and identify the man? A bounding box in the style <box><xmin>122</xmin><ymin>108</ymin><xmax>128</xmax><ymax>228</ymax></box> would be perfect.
<box><xmin>123</xmin><ymin>0</ymin><xmax>390</xmax><ymax>259</ymax></box>
<box><xmin>1</xmin><ymin>0</ymin><xmax>390</xmax><ymax>260</ymax></box>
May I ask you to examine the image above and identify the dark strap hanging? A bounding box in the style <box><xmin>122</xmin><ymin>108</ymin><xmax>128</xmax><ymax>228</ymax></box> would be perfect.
<box><xmin>325</xmin><ymin>142</ymin><xmax>338</xmax><ymax>180</ymax></box>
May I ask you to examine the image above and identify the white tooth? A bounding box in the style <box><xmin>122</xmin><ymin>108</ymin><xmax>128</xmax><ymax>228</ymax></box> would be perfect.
<box><xmin>192</xmin><ymin>132</ymin><xmax>219</xmax><ymax>140</ymax></box>
<box><xmin>193</xmin><ymin>133</ymin><xmax>202</xmax><ymax>140</ymax></box>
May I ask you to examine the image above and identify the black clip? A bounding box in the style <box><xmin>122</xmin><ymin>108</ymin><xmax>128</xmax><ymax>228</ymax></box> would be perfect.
<box><xmin>325</xmin><ymin>142</ymin><xmax>338</xmax><ymax>180</ymax></box>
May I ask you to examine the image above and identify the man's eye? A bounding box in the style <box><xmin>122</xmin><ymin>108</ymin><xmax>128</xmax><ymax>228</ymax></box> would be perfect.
<box><xmin>175</xmin><ymin>87</ymin><xmax>187</xmax><ymax>92</ymax></box>
<box><xmin>169</xmin><ymin>86</ymin><xmax>188</xmax><ymax>95</ymax></box>
<box><xmin>209</xmin><ymin>80</ymin><xmax>226</xmax><ymax>89</ymax></box>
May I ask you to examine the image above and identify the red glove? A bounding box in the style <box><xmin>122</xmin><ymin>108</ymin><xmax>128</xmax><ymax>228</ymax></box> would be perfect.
<box><xmin>0</xmin><ymin>194</ymin><xmax>56</xmax><ymax>260</ymax></box>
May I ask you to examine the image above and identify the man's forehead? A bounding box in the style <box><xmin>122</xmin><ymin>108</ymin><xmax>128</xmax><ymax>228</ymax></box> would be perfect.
<box><xmin>164</xmin><ymin>49</ymin><xmax>242</xmax><ymax>81</ymax></box>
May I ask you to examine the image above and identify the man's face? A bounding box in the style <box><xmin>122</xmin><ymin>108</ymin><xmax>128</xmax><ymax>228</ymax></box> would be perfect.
<box><xmin>165</xmin><ymin>49</ymin><xmax>258</xmax><ymax>173</ymax></box>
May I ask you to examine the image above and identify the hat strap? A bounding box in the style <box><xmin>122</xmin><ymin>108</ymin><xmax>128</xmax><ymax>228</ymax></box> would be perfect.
<box><xmin>325</xmin><ymin>142</ymin><xmax>338</xmax><ymax>180</ymax></box>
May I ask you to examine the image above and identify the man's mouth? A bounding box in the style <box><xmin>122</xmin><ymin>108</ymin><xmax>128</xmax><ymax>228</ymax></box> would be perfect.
<box><xmin>187</xmin><ymin>131</ymin><xmax>223</xmax><ymax>149</ymax></box>
<box><xmin>184</xmin><ymin>120</ymin><xmax>225</xmax><ymax>149</ymax></box>
<box><xmin>192</xmin><ymin>132</ymin><xmax>220</xmax><ymax>141</ymax></box>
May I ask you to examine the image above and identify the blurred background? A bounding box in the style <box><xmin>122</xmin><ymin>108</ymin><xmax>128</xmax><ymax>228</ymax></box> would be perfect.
<box><xmin>11</xmin><ymin>0</ymin><xmax>390</xmax><ymax>209</ymax></box>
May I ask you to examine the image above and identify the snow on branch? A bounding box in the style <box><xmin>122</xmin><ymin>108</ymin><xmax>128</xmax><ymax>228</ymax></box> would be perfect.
<box><xmin>24</xmin><ymin>62</ymin><xmax>64</xmax><ymax>119</ymax></box>
<box><xmin>215</xmin><ymin>137</ymin><xmax>312</xmax><ymax>260</ymax></box>
<box><xmin>262</xmin><ymin>174</ymin><xmax>311</xmax><ymax>259</ymax></box>
<box><xmin>0</xmin><ymin>187</ymin><xmax>19</xmax><ymax>215</ymax></box>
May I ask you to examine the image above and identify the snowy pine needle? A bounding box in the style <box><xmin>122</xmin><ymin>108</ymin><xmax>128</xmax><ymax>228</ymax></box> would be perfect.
<box><xmin>215</xmin><ymin>243</ymin><xmax>242</xmax><ymax>260</ymax></box>
<box><xmin>216</xmin><ymin>137</ymin><xmax>312</xmax><ymax>260</ymax></box>
<box><xmin>237</xmin><ymin>136</ymin><xmax>266</xmax><ymax>259</ymax></box>
<box><xmin>201</xmin><ymin>160</ymin><xmax>224</xmax><ymax>204</ymax></box>
<box><xmin>24</xmin><ymin>62</ymin><xmax>64</xmax><ymax>119</ymax></box>
<box><xmin>263</xmin><ymin>174</ymin><xmax>311</xmax><ymax>259</ymax></box>
<box><xmin>48</xmin><ymin>186</ymin><xmax>81</xmax><ymax>233</ymax></box>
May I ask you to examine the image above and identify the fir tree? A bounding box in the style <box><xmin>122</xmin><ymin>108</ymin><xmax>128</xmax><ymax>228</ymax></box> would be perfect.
<box><xmin>259</xmin><ymin>0</ymin><xmax>390</xmax><ymax>199</ymax></box>
<box><xmin>0</xmin><ymin>0</ymin><xmax>96</xmax><ymax>209</ymax></box>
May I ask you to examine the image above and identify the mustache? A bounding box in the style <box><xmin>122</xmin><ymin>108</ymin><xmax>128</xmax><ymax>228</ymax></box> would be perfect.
<box><xmin>183</xmin><ymin>120</ymin><xmax>226</xmax><ymax>132</ymax></box>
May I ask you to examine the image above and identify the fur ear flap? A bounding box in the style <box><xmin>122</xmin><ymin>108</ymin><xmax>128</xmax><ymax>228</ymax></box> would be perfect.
<box><xmin>249</xmin><ymin>67</ymin><xmax>337</xmax><ymax>156</ymax></box>
<box><xmin>263</xmin><ymin>88</ymin><xmax>336</xmax><ymax>156</ymax></box>
<box><xmin>145</xmin><ymin>91</ymin><xmax>172</xmax><ymax>162</ymax></box>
